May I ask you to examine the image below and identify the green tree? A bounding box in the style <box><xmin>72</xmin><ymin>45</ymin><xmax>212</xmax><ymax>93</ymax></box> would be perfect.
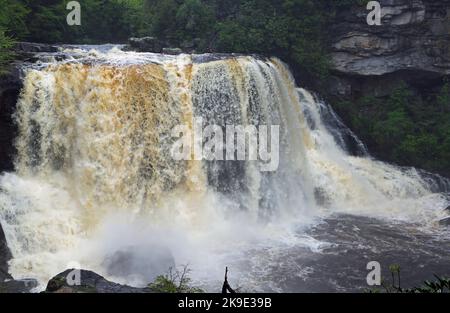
<box><xmin>175</xmin><ymin>0</ymin><xmax>214</xmax><ymax>50</ymax></box>
<box><xmin>0</xmin><ymin>29</ymin><xmax>14</xmax><ymax>74</ymax></box>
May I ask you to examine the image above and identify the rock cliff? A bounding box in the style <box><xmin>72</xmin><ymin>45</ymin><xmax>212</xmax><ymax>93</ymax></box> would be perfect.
<box><xmin>328</xmin><ymin>0</ymin><xmax>450</xmax><ymax>98</ymax></box>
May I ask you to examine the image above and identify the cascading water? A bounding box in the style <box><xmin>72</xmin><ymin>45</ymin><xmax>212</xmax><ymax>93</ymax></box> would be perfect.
<box><xmin>0</xmin><ymin>46</ymin><xmax>449</xmax><ymax>291</ymax></box>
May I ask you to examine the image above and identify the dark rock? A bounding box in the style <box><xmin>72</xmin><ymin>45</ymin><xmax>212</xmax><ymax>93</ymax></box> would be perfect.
<box><xmin>12</xmin><ymin>42</ymin><xmax>59</xmax><ymax>63</ymax></box>
<box><xmin>127</xmin><ymin>37</ymin><xmax>163</xmax><ymax>53</ymax></box>
<box><xmin>126</xmin><ymin>37</ymin><xmax>200</xmax><ymax>54</ymax></box>
<box><xmin>13</xmin><ymin>42</ymin><xmax>58</xmax><ymax>54</ymax></box>
<box><xmin>0</xmin><ymin>223</ymin><xmax>12</xmax><ymax>282</ymax></box>
<box><xmin>439</xmin><ymin>217</ymin><xmax>450</xmax><ymax>226</ymax></box>
<box><xmin>0</xmin><ymin>279</ymin><xmax>38</xmax><ymax>293</ymax></box>
<box><xmin>181</xmin><ymin>40</ymin><xmax>195</xmax><ymax>50</ymax></box>
<box><xmin>330</xmin><ymin>0</ymin><xmax>450</xmax><ymax>77</ymax></box>
<box><xmin>45</xmin><ymin>269</ymin><xmax>154</xmax><ymax>293</ymax></box>
<box><xmin>102</xmin><ymin>245</ymin><xmax>175</xmax><ymax>284</ymax></box>
<box><xmin>162</xmin><ymin>48</ymin><xmax>183</xmax><ymax>55</ymax></box>
<box><xmin>444</xmin><ymin>206</ymin><xmax>450</xmax><ymax>214</ymax></box>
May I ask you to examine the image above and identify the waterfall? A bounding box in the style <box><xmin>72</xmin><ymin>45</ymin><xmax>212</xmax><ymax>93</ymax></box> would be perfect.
<box><xmin>0</xmin><ymin>46</ymin><xmax>448</xmax><ymax>289</ymax></box>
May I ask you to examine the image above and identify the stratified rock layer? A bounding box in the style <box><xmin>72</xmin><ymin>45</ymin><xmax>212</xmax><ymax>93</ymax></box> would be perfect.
<box><xmin>331</xmin><ymin>0</ymin><xmax>450</xmax><ymax>77</ymax></box>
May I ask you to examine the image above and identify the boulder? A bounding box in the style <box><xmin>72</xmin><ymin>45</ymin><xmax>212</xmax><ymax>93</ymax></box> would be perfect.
<box><xmin>0</xmin><ymin>67</ymin><xmax>21</xmax><ymax>173</ymax></box>
<box><xmin>45</xmin><ymin>269</ymin><xmax>154</xmax><ymax>293</ymax></box>
<box><xmin>0</xmin><ymin>279</ymin><xmax>38</xmax><ymax>293</ymax></box>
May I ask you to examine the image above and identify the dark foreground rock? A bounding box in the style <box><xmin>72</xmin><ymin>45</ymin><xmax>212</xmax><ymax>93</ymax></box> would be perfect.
<box><xmin>0</xmin><ymin>279</ymin><xmax>38</xmax><ymax>293</ymax></box>
<box><xmin>45</xmin><ymin>269</ymin><xmax>154</xmax><ymax>293</ymax></box>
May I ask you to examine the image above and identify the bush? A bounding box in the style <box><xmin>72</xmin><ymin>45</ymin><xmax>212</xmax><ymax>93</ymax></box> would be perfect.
<box><xmin>148</xmin><ymin>265</ymin><xmax>204</xmax><ymax>293</ymax></box>
<box><xmin>0</xmin><ymin>29</ymin><xmax>14</xmax><ymax>74</ymax></box>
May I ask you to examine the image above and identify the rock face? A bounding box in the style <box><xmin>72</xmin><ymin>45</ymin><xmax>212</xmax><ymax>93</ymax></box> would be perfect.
<box><xmin>331</xmin><ymin>0</ymin><xmax>450</xmax><ymax>77</ymax></box>
<box><xmin>102</xmin><ymin>245</ymin><xmax>175</xmax><ymax>285</ymax></box>
<box><xmin>0</xmin><ymin>223</ymin><xmax>12</xmax><ymax>282</ymax></box>
<box><xmin>13</xmin><ymin>42</ymin><xmax>58</xmax><ymax>54</ymax></box>
<box><xmin>45</xmin><ymin>269</ymin><xmax>153</xmax><ymax>293</ymax></box>
<box><xmin>0</xmin><ymin>68</ymin><xmax>21</xmax><ymax>173</ymax></box>
<box><xmin>328</xmin><ymin>0</ymin><xmax>450</xmax><ymax>98</ymax></box>
<box><xmin>127</xmin><ymin>37</ymin><xmax>163</xmax><ymax>53</ymax></box>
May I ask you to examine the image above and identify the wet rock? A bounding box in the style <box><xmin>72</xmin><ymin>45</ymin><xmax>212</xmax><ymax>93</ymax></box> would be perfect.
<box><xmin>0</xmin><ymin>223</ymin><xmax>12</xmax><ymax>282</ymax></box>
<box><xmin>444</xmin><ymin>206</ymin><xmax>450</xmax><ymax>214</ymax></box>
<box><xmin>13</xmin><ymin>42</ymin><xmax>58</xmax><ymax>54</ymax></box>
<box><xmin>180</xmin><ymin>40</ymin><xmax>198</xmax><ymax>53</ymax></box>
<box><xmin>0</xmin><ymin>279</ymin><xmax>38</xmax><ymax>293</ymax></box>
<box><xmin>314</xmin><ymin>188</ymin><xmax>331</xmax><ymax>207</ymax></box>
<box><xmin>12</xmin><ymin>42</ymin><xmax>59</xmax><ymax>63</ymax></box>
<box><xmin>45</xmin><ymin>269</ymin><xmax>153</xmax><ymax>293</ymax></box>
<box><xmin>162</xmin><ymin>48</ymin><xmax>183</xmax><ymax>55</ymax></box>
<box><xmin>103</xmin><ymin>245</ymin><xmax>175</xmax><ymax>284</ymax></box>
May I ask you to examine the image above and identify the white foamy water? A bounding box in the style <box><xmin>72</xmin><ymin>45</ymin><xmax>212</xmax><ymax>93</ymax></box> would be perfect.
<box><xmin>0</xmin><ymin>46</ymin><xmax>448</xmax><ymax>291</ymax></box>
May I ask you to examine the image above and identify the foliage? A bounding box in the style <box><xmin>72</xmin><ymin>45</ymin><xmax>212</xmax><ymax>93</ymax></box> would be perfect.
<box><xmin>148</xmin><ymin>265</ymin><xmax>204</xmax><ymax>293</ymax></box>
<box><xmin>0</xmin><ymin>0</ymin><xmax>367</xmax><ymax>80</ymax></box>
<box><xmin>0</xmin><ymin>29</ymin><xmax>14</xmax><ymax>75</ymax></box>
